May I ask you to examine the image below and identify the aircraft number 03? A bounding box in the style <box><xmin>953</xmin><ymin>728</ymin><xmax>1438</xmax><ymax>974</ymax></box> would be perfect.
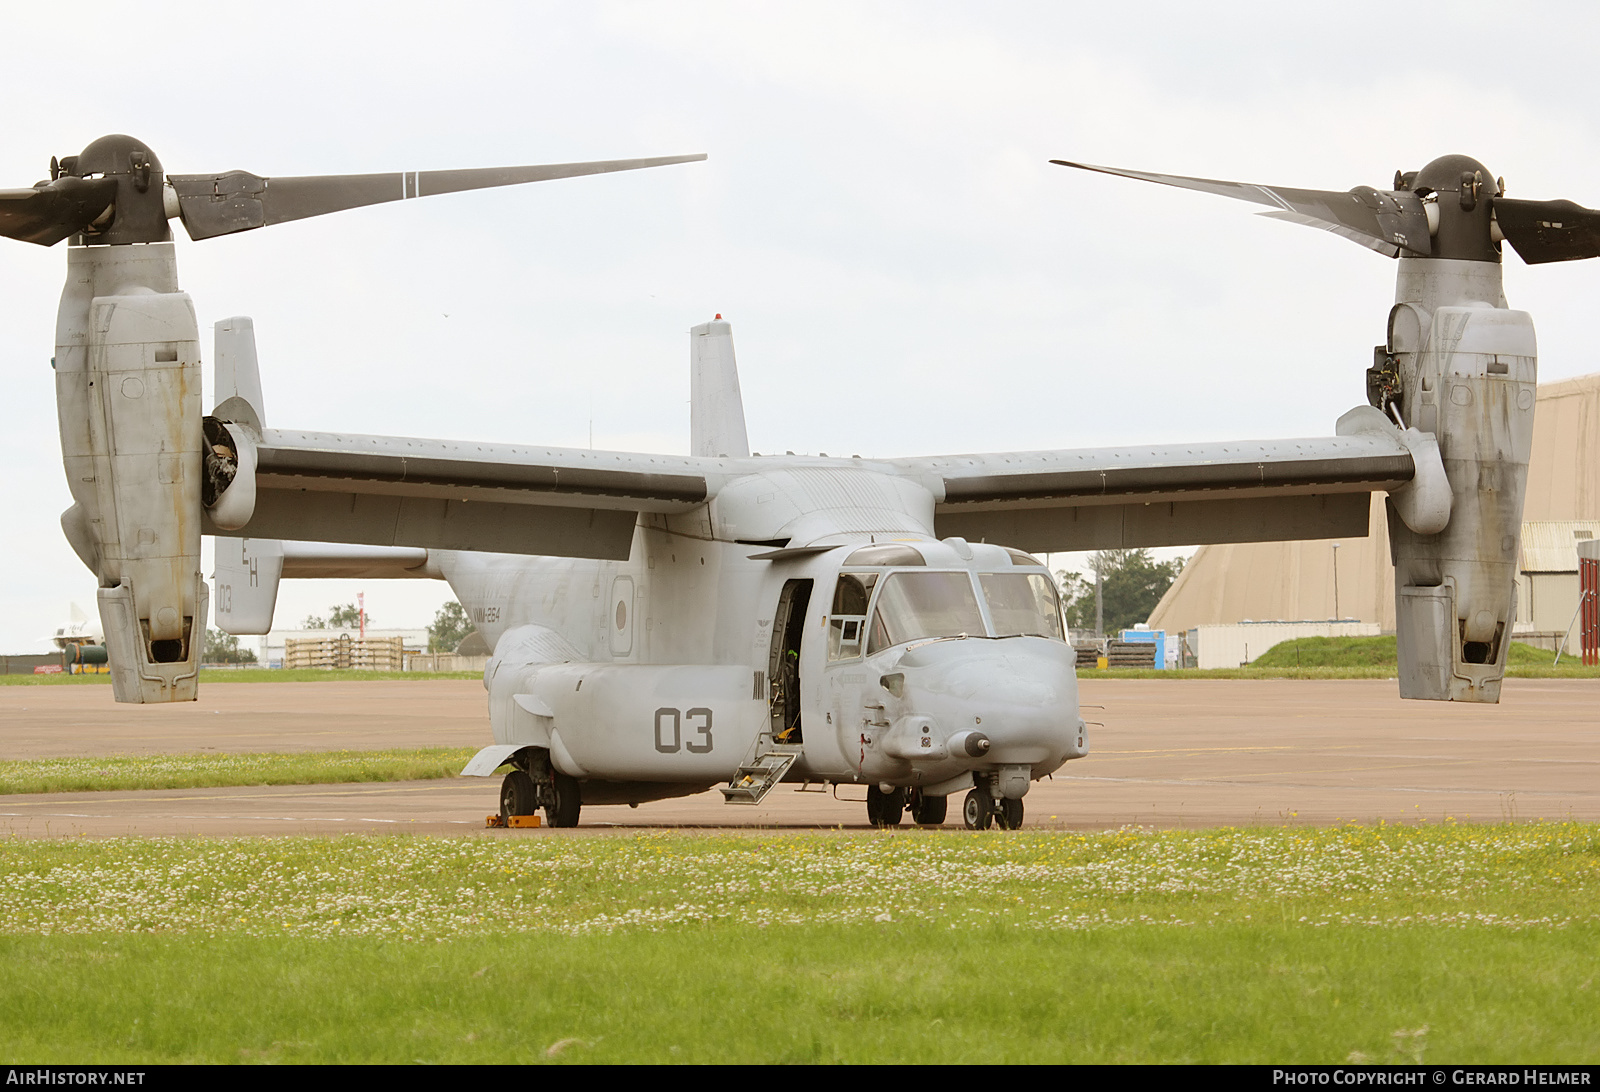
<box><xmin>655</xmin><ymin>707</ymin><xmax>713</xmax><ymax>754</ymax></box>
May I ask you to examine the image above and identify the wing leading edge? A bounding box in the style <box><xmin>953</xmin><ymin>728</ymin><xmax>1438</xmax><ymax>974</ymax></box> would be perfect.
<box><xmin>898</xmin><ymin>434</ymin><xmax>1416</xmax><ymax>554</ymax></box>
<box><xmin>204</xmin><ymin>429</ymin><xmax>719</xmax><ymax>560</ymax></box>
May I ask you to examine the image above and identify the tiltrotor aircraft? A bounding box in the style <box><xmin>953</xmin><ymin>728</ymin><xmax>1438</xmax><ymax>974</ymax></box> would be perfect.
<box><xmin>6</xmin><ymin>135</ymin><xmax>1585</xmax><ymax>828</ymax></box>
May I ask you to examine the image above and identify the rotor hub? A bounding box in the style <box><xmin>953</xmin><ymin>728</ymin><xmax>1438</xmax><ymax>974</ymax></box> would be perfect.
<box><xmin>54</xmin><ymin>135</ymin><xmax>172</xmax><ymax>246</ymax></box>
<box><xmin>1404</xmin><ymin>154</ymin><xmax>1500</xmax><ymax>263</ymax></box>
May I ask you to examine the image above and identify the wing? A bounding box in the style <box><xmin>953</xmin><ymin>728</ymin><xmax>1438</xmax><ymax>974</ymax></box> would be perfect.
<box><xmin>204</xmin><ymin>428</ymin><xmax>717</xmax><ymax>560</ymax></box>
<box><xmin>205</xmin><ymin>425</ymin><xmax>1417</xmax><ymax>559</ymax></box>
<box><xmin>895</xmin><ymin>434</ymin><xmax>1416</xmax><ymax>553</ymax></box>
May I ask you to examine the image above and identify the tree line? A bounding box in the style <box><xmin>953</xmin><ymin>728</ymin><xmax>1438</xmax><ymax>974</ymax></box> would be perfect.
<box><xmin>1055</xmin><ymin>548</ymin><xmax>1185</xmax><ymax>637</ymax></box>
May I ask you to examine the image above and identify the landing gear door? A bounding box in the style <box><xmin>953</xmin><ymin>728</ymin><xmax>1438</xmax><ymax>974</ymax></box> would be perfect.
<box><xmin>767</xmin><ymin>578</ymin><xmax>813</xmax><ymax>744</ymax></box>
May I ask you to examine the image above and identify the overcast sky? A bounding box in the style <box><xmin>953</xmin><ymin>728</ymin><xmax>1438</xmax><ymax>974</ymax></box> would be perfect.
<box><xmin>4</xmin><ymin>1</ymin><xmax>1599</xmax><ymax>651</ymax></box>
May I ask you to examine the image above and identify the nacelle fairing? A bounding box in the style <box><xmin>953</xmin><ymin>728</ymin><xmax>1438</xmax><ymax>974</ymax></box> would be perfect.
<box><xmin>1382</xmin><ymin>261</ymin><xmax>1536</xmax><ymax>701</ymax></box>
<box><xmin>55</xmin><ymin>242</ymin><xmax>207</xmax><ymax>702</ymax></box>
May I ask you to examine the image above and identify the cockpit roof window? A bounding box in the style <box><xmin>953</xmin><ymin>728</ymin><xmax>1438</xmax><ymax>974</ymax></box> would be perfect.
<box><xmin>1005</xmin><ymin>547</ymin><xmax>1045</xmax><ymax>567</ymax></box>
<box><xmin>845</xmin><ymin>543</ymin><xmax>925</xmax><ymax>567</ymax></box>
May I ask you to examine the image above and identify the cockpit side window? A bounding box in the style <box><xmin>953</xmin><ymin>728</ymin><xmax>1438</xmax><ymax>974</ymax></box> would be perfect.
<box><xmin>979</xmin><ymin>573</ymin><xmax>1065</xmax><ymax>640</ymax></box>
<box><xmin>832</xmin><ymin>572</ymin><xmax>877</xmax><ymax>615</ymax></box>
<box><xmin>828</xmin><ymin>572</ymin><xmax>878</xmax><ymax>661</ymax></box>
<box><xmin>866</xmin><ymin>571</ymin><xmax>986</xmax><ymax>655</ymax></box>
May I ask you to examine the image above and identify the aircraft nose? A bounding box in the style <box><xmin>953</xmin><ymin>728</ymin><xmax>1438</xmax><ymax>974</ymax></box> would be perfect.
<box><xmin>894</xmin><ymin>638</ymin><xmax>1080</xmax><ymax>765</ymax></box>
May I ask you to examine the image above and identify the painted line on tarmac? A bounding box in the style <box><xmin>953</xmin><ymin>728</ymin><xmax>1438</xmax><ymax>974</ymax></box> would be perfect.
<box><xmin>1056</xmin><ymin>774</ymin><xmax>1599</xmax><ymax>798</ymax></box>
<box><xmin>1096</xmin><ymin>745</ymin><xmax>1299</xmax><ymax>755</ymax></box>
<box><xmin>1361</xmin><ymin>752</ymin><xmax>1600</xmax><ymax>766</ymax></box>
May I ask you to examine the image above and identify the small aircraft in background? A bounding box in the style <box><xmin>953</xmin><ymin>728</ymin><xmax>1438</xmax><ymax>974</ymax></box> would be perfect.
<box><xmin>6</xmin><ymin>135</ymin><xmax>1581</xmax><ymax>827</ymax></box>
<box><xmin>46</xmin><ymin>601</ymin><xmax>102</xmax><ymax>651</ymax></box>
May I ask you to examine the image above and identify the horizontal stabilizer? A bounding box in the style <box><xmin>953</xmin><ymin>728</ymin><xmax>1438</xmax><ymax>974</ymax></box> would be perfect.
<box><xmin>212</xmin><ymin>538</ymin><xmax>283</xmax><ymax>636</ymax></box>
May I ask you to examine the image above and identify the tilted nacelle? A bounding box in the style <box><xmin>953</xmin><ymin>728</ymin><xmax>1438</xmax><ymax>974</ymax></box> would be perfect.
<box><xmin>53</xmin><ymin>240</ymin><xmax>266</xmax><ymax>702</ymax></box>
<box><xmin>55</xmin><ymin>243</ymin><xmax>208</xmax><ymax>702</ymax></box>
<box><xmin>1381</xmin><ymin>260</ymin><xmax>1536</xmax><ymax>702</ymax></box>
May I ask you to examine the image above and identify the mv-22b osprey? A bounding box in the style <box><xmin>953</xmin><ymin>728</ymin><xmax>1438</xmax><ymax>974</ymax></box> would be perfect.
<box><xmin>8</xmin><ymin>136</ymin><xmax>1592</xmax><ymax>828</ymax></box>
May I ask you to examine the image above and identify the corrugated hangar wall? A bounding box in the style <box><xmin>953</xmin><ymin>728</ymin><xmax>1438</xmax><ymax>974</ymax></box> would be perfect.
<box><xmin>1147</xmin><ymin>374</ymin><xmax>1600</xmax><ymax>634</ymax></box>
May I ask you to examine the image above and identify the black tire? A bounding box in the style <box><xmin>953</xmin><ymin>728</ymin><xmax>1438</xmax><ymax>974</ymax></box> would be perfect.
<box><xmin>909</xmin><ymin>789</ymin><xmax>947</xmax><ymax>826</ymax></box>
<box><xmin>963</xmin><ymin>788</ymin><xmax>994</xmax><ymax>831</ymax></box>
<box><xmin>499</xmin><ymin>769</ymin><xmax>538</xmax><ymax>819</ymax></box>
<box><xmin>546</xmin><ymin>771</ymin><xmax>582</xmax><ymax>828</ymax></box>
<box><xmin>998</xmin><ymin>797</ymin><xmax>1024</xmax><ymax>830</ymax></box>
<box><xmin>866</xmin><ymin>785</ymin><xmax>904</xmax><ymax>828</ymax></box>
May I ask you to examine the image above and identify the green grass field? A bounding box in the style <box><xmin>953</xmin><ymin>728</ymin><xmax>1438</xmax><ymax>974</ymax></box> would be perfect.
<box><xmin>0</xmin><ymin>824</ymin><xmax>1595</xmax><ymax>1063</ymax></box>
<box><xmin>1252</xmin><ymin>635</ymin><xmax>1565</xmax><ymax>668</ymax></box>
<box><xmin>0</xmin><ymin>748</ymin><xmax>480</xmax><ymax>795</ymax></box>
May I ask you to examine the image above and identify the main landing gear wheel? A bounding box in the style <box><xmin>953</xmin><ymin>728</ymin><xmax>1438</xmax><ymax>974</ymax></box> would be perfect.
<box><xmin>866</xmin><ymin>785</ymin><xmax>905</xmax><ymax>827</ymax></box>
<box><xmin>499</xmin><ymin>769</ymin><xmax>538</xmax><ymax>820</ymax></box>
<box><xmin>998</xmin><ymin>797</ymin><xmax>1024</xmax><ymax>830</ymax></box>
<box><xmin>963</xmin><ymin>787</ymin><xmax>994</xmax><ymax>831</ymax></box>
<box><xmin>545</xmin><ymin>770</ymin><xmax>582</xmax><ymax>828</ymax></box>
<box><xmin>909</xmin><ymin>789</ymin><xmax>947</xmax><ymax>826</ymax></box>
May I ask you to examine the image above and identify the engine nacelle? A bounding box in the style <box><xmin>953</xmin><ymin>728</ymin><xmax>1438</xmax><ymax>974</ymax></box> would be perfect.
<box><xmin>56</xmin><ymin>242</ymin><xmax>206</xmax><ymax>702</ymax></box>
<box><xmin>1383</xmin><ymin>259</ymin><xmax>1536</xmax><ymax>702</ymax></box>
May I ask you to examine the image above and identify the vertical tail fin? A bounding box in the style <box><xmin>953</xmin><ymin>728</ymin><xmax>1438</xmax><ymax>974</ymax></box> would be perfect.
<box><xmin>689</xmin><ymin>318</ymin><xmax>750</xmax><ymax>458</ymax></box>
<box><xmin>213</xmin><ymin>316</ymin><xmax>266</xmax><ymax>431</ymax></box>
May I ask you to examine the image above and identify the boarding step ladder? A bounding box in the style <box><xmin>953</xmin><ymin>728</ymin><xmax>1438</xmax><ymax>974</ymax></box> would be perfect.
<box><xmin>720</xmin><ymin>735</ymin><xmax>802</xmax><ymax>805</ymax></box>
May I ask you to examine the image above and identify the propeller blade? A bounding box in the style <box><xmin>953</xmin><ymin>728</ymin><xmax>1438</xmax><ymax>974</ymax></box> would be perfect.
<box><xmin>169</xmin><ymin>153</ymin><xmax>707</xmax><ymax>241</ymax></box>
<box><xmin>1051</xmin><ymin>160</ymin><xmax>1431</xmax><ymax>258</ymax></box>
<box><xmin>0</xmin><ymin>176</ymin><xmax>118</xmax><ymax>247</ymax></box>
<box><xmin>1491</xmin><ymin>197</ymin><xmax>1600</xmax><ymax>265</ymax></box>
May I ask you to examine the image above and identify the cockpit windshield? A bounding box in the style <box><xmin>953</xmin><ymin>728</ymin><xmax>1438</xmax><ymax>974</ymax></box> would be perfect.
<box><xmin>979</xmin><ymin>573</ymin><xmax>1065</xmax><ymax>639</ymax></box>
<box><xmin>866</xmin><ymin>571</ymin><xmax>986</xmax><ymax>655</ymax></box>
<box><xmin>850</xmin><ymin>568</ymin><xmax>1066</xmax><ymax>656</ymax></box>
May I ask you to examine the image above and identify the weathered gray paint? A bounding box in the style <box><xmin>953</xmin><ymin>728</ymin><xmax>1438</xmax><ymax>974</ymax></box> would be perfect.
<box><xmin>31</xmin><ymin>139</ymin><xmax>1561</xmax><ymax>830</ymax></box>
<box><xmin>934</xmin><ymin>492</ymin><xmax>1374</xmax><ymax>553</ymax></box>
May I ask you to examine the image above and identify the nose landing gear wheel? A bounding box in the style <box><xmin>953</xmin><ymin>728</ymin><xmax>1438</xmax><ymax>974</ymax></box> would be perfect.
<box><xmin>866</xmin><ymin>785</ymin><xmax>906</xmax><ymax>827</ymax></box>
<box><xmin>997</xmin><ymin>797</ymin><xmax>1024</xmax><ymax>830</ymax></box>
<box><xmin>909</xmin><ymin>789</ymin><xmax>947</xmax><ymax>826</ymax></box>
<box><xmin>963</xmin><ymin>787</ymin><xmax>994</xmax><ymax>830</ymax></box>
<box><xmin>545</xmin><ymin>770</ymin><xmax>582</xmax><ymax>828</ymax></box>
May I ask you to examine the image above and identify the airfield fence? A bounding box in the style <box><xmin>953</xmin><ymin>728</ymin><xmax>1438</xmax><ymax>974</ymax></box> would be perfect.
<box><xmin>403</xmin><ymin>652</ymin><xmax>491</xmax><ymax>674</ymax></box>
<box><xmin>1</xmin><ymin>653</ymin><xmax>67</xmax><ymax>675</ymax></box>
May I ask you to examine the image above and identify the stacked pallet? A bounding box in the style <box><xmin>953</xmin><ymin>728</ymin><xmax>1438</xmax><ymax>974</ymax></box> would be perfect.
<box><xmin>1105</xmin><ymin>640</ymin><xmax>1157</xmax><ymax>668</ymax></box>
<box><xmin>284</xmin><ymin>634</ymin><xmax>405</xmax><ymax>670</ymax></box>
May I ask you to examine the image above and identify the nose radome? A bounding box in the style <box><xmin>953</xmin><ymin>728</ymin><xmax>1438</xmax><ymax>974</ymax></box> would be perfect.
<box><xmin>895</xmin><ymin>638</ymin><xmax>1079</xmax><ymax>762</ymax></box>
<box><xmin>899</xmin><ymin>637</ymin><xmax>1072</xmax><ymax>700</ymax></box>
